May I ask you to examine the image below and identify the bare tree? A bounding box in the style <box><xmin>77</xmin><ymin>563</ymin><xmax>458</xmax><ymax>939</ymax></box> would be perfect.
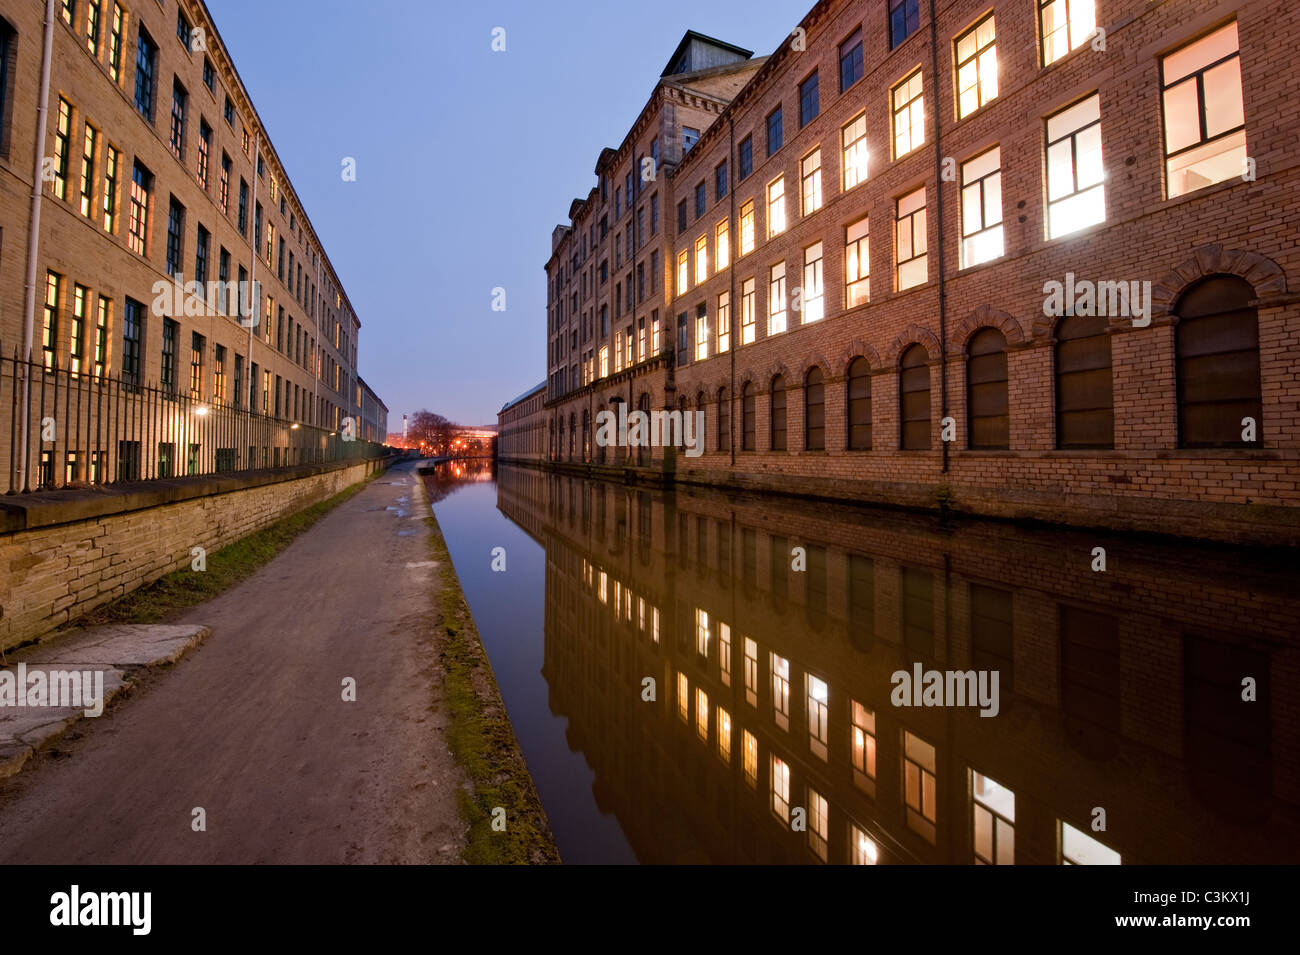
<box><xmin>407</xmin><ymin>410</ymin><xmax>459</xmax><ymax>456</ymax></box>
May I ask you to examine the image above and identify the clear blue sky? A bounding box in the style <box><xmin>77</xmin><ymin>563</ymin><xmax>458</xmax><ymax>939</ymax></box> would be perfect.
<box><xmin>207</xmin><ymin>0</ymin><xmax>803</xmax><ymax>428</ymax></box>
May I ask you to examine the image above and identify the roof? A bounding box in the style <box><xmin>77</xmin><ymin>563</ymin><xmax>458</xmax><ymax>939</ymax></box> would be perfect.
<box><xmin>499</xmin><ymin>382</ymin><xmax>547</xmax><ymax>414</ymax></box>
<box><xmin>661</xmin><ymin>30</ymin><xmax>753</xmax><ymax>77</ymax></box>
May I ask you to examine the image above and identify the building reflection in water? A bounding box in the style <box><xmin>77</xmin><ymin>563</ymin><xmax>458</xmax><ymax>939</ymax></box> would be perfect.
<box><xmin>429</xmin><ymin>461</ymin><xmax>1299</xmax><ymax>864</ymax></box>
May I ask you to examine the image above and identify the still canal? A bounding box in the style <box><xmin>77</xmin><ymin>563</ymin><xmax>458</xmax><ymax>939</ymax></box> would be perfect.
<box><xmin>424</xmin><ymin>460</ymin><xmax>1300</xmax><ymax>865</ymax></box>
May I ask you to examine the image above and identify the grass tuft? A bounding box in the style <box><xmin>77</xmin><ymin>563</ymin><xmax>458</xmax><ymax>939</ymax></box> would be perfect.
<box><xmin>67</xmin><ymin>473</ymin><xmax>380</xmax><ymax>629</ymax></box>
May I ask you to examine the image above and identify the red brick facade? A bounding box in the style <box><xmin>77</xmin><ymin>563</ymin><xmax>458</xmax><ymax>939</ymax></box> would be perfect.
<box><xmin>523</xmin><ymin>0</ymin><xmax>1300</xmax><ymax>545</ymax></box>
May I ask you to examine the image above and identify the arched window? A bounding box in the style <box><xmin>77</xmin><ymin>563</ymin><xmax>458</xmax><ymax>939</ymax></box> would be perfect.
<box><xmin>1055</xmin><ymin>315</ymin><xmax>1113</xmax><ymax>449</ymax></box>
<box><xmin>770</xmin><ymin>375</ymin><xmax>787</xmax><ymax>450</ymax></box>
<box><xmin>718</xmin><ymin>387</ymin><xmax>730</xmax><ymax>452</ymax></box>
<box><xmin>899</xmin><ymin>344</ymin><xmax>930</xmax><ymax>450</ymax></box>
<box><xmin>581</xmin><ymin>409</ymin><xmax>590</xmax><ymax>461</ymax></box>
<box><xmin>553</xmin><ymin>418</ymin><xmax>561</xmax><ymax>460</ymax></box>
<box><xmin>742</xmin><ymin>383</ymin><xmax>756</xmax><ymax>450</ymax></box>
<box><xmin>1176</xmin><ymin>276</ymin><xmax>1261</xmax><ymax>448</ymax></box>
<box><xmin>805</xmin><ymin>368</ymin><xmax>825</xmax><ymax>450</ymax></box>
<box><xmin>967</xmin><ymin>328</ymin><xmax>1009</xmax><ymax>449</ymax></box>
<box><xmin>847</xmin><ymin>357</ymin><xmax>872</xmax><ymax>450</ymax></box>
<box><xmin>568</xmin><ymin>413</ymin><xmax>575</xmax><ymax>458</ymax></box>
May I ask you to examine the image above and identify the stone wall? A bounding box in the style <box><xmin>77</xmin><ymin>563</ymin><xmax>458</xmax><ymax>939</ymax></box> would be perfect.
<box><xmin>0</xmin><ymin>458</ymin><xmax>390</xmax><ymax>651</ymax></box>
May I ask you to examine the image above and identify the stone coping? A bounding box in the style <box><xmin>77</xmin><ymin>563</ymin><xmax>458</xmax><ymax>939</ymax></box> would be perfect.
<box><xmin>0</xmin><ymin>456</ymin><xmax>393</xmax><ymax>534</ymax></box>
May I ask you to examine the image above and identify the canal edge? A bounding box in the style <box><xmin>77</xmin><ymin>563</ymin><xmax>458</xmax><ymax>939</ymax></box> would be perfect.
<box><xmin>414</xmin><ymin>474</ymin><xmax>561</xmax><ymax>864</ymax></box>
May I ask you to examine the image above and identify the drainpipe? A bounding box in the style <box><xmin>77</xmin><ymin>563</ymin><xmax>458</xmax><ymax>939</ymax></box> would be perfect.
<box><xmin>247</xmin><ymin>131</ymin><xmax>260</xmax><ymax>409</ymax></box>
<box><xmin>728</xmin><ymin>111</ymin><xmax>737</xmax><ymax>468</ymax></box>
<box><xmin>17</xmin><ymin>0</ymin><xmax>57</xmax><ymax>491</ymax></box>
<box><xmin>929</xmin><ymin>0</ymin><xmax>950</xmax><ymax>474</ymax></box>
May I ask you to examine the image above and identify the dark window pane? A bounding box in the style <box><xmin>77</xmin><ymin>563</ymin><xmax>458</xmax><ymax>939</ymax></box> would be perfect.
<box><xmin>900</xmin><ymin>344</ymin><xmax>930</xmax><ymax>450</ymax></box>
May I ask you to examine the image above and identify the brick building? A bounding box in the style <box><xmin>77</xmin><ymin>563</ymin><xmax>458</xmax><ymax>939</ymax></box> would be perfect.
<box><xmin>522</xmin><ymin>0</ymin><xmax>1300</xmax><ymax>545</ymax></box>
<box><xmin>497</xmin><ymin>381</ymin><xmax>546</xmax><ymax>460</ymax></box>
<box><xmin>0</xmin><ymin>0</ymin><xmax>378</xmax><ymax>489</ymax></box>
<box><xmin>358</xmin><ymin>376</ymin><xmax>387</xmax><ymax>445</ymax></box>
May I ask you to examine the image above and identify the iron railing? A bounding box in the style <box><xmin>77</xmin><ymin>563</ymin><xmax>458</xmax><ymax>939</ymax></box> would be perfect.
<box><xmin>3</xmin><ymin>344</ymin><xmax>388</xmax><ymax>494</ymax></box>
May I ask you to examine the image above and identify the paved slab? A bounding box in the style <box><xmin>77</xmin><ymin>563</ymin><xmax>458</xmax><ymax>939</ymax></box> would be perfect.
<box><xmin>0</xmin><ymin>624</ymin><xmax>207</xmax><ymax>779</ymax></box>
<box><xmin>0</xmin><ymin>461</ymin><xmax>465</xmax><ymax>863</ymax></box>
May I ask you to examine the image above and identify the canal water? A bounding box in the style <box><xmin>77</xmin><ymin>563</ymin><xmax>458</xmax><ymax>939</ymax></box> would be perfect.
<box><xmin>424</xmin><ymin>460</ymin><xmax>1300</xmax><ymax>865</ymax></box>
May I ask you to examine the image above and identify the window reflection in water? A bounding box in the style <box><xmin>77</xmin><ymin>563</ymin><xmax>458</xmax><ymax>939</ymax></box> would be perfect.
<box><xmin>423</xmin><ymin>461</ymin><xmax>1299</xmax><ymax>864</ymax></box>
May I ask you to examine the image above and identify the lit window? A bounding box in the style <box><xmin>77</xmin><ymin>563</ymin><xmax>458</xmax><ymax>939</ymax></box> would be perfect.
<box><xmin>717</xmin><ymin>291</ymin><xmax>730</xmax><ymax>353</ymax></box>
<box><xmin>972</xmin><ymin>769</ymin><xmax>1016</xmax><ymax>865</ymax></box>
<box><xmin>677</xmin><ymin>671</ymin><xmax>689</xmax><ymax>722</ymax></box>
<box><xmin>694</xmin><ymin>305</ymin><xmax>708</xmax><ymax>361</ymax></box>
<box><xmin>802</xmin><ymin>242</ymin><xmax>824</xmax><ymax>323</ymax></box>
<box><xmin>102</xmin><ymin>145</ymin><xmax>119</xmax><ymax>232</ymax></box>
<box><xmin>842</xmin><ymin>113</ymin><xmax>868</xmax><ymax>189</ymax></box>
<box><xmin>52</xmin><ymin>98</ymin><xmax>71</xmax><ymax>200</ymax></box>
<box><xmin>695</xmin><ymin>234</ymin><xmax>707</xmax><ymax>282</ymax></box>
<box><xmin>79</xmin><ymin>125</ymin><xmax>97</xmax><ymax>217</ymax></box>
<box><xmin>807</xmin><ymin>675</ymin><xmax>829</xmax><ymax>760</ymax></box>
<box><xmin>739</xmin><ymin>200</ymin><xmax>755</xmax><ymax>255</ymax></box>
<box><xmin>851</xmin><ymin>824</ymin><xmax>879</xmax><ymax>864</ymax></box>
<box><xmin>961</xmin><ymin>147</ymin><xmax>1003</xmax><ymax>267</ymax></box>
<box><xmin>1046</xmin><ymin>93</ymin><xmax>1105</xmax><ymax>238</ymax></box>
<box><xmin>1161</xmin><ymin>21</ymin><xmax>1246</xmax><ymax>198</ymax></box>
<box><xmin>771</xmin><ymin>755</ymin><xmax>791</xmax><ymax>821</ymax></box>
<box><xmin>696</xmin><ymin>688</ymin><xmax>709</xmax><ymax>741</ymax></box>
<box><xmin>1061</xmin><ymin>820</ymin><xmax>1121</xmax><ymax>865</ymax></box>
<box><xmin>771</xmin><ymin>653</ymin><xmax>791</xmax><ymax>730</ymax></box>
<box><xmin>42</xmin><ymin>271</ymin><xmax>60</xmax><ymax>371</ymax></box>
<box><xmin>740</xmin><ymin>278</ymin><xmax>756</xmax><ymax>344</ymax></box>
<box><xmin>1040</xmin><ymin>0</ymin><xmax>1096</xmax><ymax>67</ymax></box>
<box><xmin>896</xmin><ymin>187</ymin><xmax>928</xmax><ymax>290</ymax></box>
<box><xmin>718</xmin><ymin>622</ymin><xmax>732</xmax><ymax>685</ymax></box>
<box><xmin>695</xmin><ymin>607</ymin><xmax>710</xmax><ymax>656</ymax></box>
<box><xmin>743</xmin><ymin>637</ymin><xmax>759</xmax><ymax>707</ymax></box>
<box><xmin>808</xmin><ymin>788</ymin><xmax>829</xmax><ymax>861</ymax></box>
<box><xmin>892</xmin><ymin>70</ymin><xmax>925</xmax><ymax>158</ymax></box>
<box><xmin>845</xmin><ymin>218</ymin><xmax>869</xmax><ymax>307</ymax></box>
<box><xmin>800</xmin><ymin>149</ymin><xmax>822</xmax><ymax>216</ymax></box>
<box><xmin>851</xmin><ymin>701</ymin><xmax>877</xmax><ymax>790</ymax></box>
<box><xmin>108</xmin><ymin>4</ymin><xmax>124</xmax><ymax>83</ymax></box>
<box><xmin>767</xmin><ymin>177</ymin><xmax>786</xmax><ymax>238</ymax></box>
<box><xmin>903</xmin><ymin>730</ymin><xmax>938</xmax><ymax>843</ymax></box>
<box><xmin>717</xmin><ymin>707</ymin><xmax>732</xmax><ymax>762</ymax></box>
<box><xmin>676</xmin><ymin>250</ymin><xmax>689</xmax><ymax>295</ymax></box>
<box><xmin>127</xmin><ymin>160</ymin><xmax>151</xmax><ymax>256</ymax></box>
<box><xmin>768</xmin><ymin>262</ymin><xmax>787</xmax><ymax>335</ymax></box>
<box><xmin>716</xmin><ymin>219</ymin><xmax>729</xmax><ymax>270</ymax></box>
<box><xmin>82</xmin><ymin>2</ymin><xmax>101</xmax><ymax>52</ymax></box>
<box><xmin>956</xmin><ymin>14</ymin><xmax>998</xmax><ymax>119</ymax></box>
<box><xmin>652</xmin><ymin>607</ymin><xmax>660</xmax><ymax>643</ymax></box>
<box><xmin>743</xmin><ymin>730</ymin><xmax>758</xmax><ymax>786</ymax></box>
<box><xmin>599</xmin><ymin>345</ymin><xmax>609</xmax><ymax>378</ymax></box>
